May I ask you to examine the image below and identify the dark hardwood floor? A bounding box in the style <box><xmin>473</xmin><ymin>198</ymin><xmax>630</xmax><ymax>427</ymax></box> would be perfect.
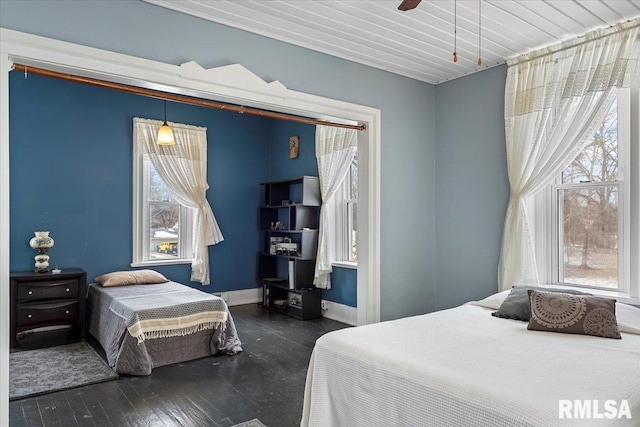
<box><xmin>9</xmin><ymin>304</ymin><xmax>349</xmax><ymax>427</ymax></box>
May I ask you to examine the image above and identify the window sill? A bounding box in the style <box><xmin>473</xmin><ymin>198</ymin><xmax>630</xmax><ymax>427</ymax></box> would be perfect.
<box><xmin>332</xmin><ymin>261</ymin><xmax>357</xmax><ymax>270</ymax></box>
<box><xmin>540</xmin><ymin>284</ymin><xmax>640</xmax><ymax>306</ymax></box>
<box><xmin>131</xmin><ymin>259</ymin><xmax>193</xmax><ymax>268</ymax></box>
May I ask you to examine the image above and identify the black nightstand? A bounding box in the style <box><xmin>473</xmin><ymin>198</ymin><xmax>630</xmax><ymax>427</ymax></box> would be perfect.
<box><xmin>10</xmin><ymin>268</ymin><xmax>87</xmax><ymax>350</ymax></box>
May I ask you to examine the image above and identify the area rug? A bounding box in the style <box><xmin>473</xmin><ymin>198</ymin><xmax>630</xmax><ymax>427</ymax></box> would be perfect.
<box><xmin>10</xmin><ymin>341</ymin><xmax>118</xmax><ymax>401</ymax></box>
<box><xmin>232</xmin><ymin>419</ymin><xmax>267</xmax><ymax>427</ymax></box>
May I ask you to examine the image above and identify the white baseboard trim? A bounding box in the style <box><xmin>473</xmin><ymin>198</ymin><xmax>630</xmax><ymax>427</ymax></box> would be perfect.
<box><xmin>322</xmin><ymin>300</ymin><xmax>357</xmax><ymax>326</ymax></box>
<box><xmin>214</xmin><ymin>288</ymin><xmax>262</xmax><ymax>307</ymax></box>
<box><xmin>215</xmin><ymin>289</ymin><xmax>357</xmax><ymax>326</ymax></box>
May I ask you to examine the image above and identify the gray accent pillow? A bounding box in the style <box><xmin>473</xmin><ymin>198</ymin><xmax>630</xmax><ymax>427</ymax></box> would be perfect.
<box><xmin>492</xmin><ymin>286</ymin><xmax>592</xmax><ymax>321</ymax></box>
<box><xmin>527</xmin><ymin>290</ymin><xmax>621</xmax><ymax>339</ymax></box>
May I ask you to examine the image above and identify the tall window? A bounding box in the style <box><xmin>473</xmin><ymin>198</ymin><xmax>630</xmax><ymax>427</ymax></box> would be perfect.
<box><xmin>132</xmin><ymin>155</ymin><xmax>195</xmax><ymax>266</ymax></box>
<box><xmin>556</xmin><ymin>99</ymin><xmax>621</xmax><ymax>289</ymax></box>
<box><xmin>538</xmin><ymin>89</ymin><xmax>633</xmax><ymax>292</ymax></box>
<box><xmin>329</xmin><ymin>152</ymin><xmax>358</xmax><ymax>265</ymax></box>
<box><xmin>132</xmin><ymin>117</ymin><xmax>221</xmax><ymax>284</ymax></box>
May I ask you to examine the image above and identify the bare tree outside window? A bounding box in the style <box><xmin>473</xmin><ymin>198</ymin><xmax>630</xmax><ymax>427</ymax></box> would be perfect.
<box><xmin>559</xmin><ymin>99</ymin><xmax>619</xmax><ymax>288</ymax></box>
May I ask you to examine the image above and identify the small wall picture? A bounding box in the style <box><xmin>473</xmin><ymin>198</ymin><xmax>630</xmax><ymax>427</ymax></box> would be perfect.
<box><xmin>289</xmin><ymin>135</ymin><xmax>299</xmax><ymax>159</ymax></box>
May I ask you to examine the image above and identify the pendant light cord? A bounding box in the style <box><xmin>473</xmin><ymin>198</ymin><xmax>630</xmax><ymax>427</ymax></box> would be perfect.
<box><xmin>164</xmin><ymin>100</ymin><xmax>168</xmax><ymax>123</ymax></box>
<box><xmin>478</xmin><ymin>0</ymin><xmax>483</xmax><ymax>66</ymax></box>
<box><xmin>453</xmin><ymin>0</ymin><xmax>458</xmax><ymax>62</ymax></box>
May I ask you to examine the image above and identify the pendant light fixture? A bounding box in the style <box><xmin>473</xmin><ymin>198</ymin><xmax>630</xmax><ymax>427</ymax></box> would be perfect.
<box><xmin>451</xmin><ymin>0</ymin><xmax>483</xmax><ymax>66</ymax></box>
<box><xmin>156</xmin><ymin>100</ymin><xmax>175</xmax><ymax>146</ymax></box>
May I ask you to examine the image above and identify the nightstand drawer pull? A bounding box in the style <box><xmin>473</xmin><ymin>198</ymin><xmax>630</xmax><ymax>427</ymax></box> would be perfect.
<box><xmin>27</xmin><ymin>314</ymin><xmax>32</xmax><ymax>318</ymax></box>
<box><xmin>65</xmin><ymin>310</ymin><xmax>69</xmax><ymax>314</ymax></box>
<box><xmin>66</xmin><ymin>288</ymin><xmax>70</xmax><ymax>292</ymax></box>
<box><xmin>28</xmin><ymin>290</ymin><xmax>33</xmax><ymax>295</ymax></box>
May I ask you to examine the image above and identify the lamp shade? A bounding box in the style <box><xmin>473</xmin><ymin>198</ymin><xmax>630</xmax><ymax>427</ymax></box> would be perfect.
<box><xmin>156</xmin><ymin>121</ymin><xmax>175</xmax><ymax>146</ymax></box>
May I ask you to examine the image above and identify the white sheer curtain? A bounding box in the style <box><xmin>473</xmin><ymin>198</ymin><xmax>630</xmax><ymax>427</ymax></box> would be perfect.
<box><xmin>314</xmin><ymin>125</ymin><xmax>357</xmax><ymax>289</ymax></box>
<box><xmin>498</xmin><ymin>19</ymin><xmax>640</xmax><ymax>291</ymax></box>
<box><xmin>133</xmin><ymin>118</ymin><xmax>224</xmax><ymax>285</ymax></box>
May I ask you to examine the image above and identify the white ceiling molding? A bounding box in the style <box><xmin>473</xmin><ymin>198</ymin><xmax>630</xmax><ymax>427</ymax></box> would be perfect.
<box><xmin>144</xmin><ymin>0</ymin><xmax>640</xmax><ymax>84</ymax></box>
<box><xmin>178</xmin><ymin>61</ymin><xmax>289</xmax><ymax>98</ymax></box>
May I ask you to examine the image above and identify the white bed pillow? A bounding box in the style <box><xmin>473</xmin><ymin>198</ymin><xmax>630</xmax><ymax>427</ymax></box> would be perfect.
<box><xmin>617</xmin><ymin>302</ymin><xmax>640</xmax><ymax>335</ymax></box>
<box><xmin>465</xmin><ymin>290</ymin><xmax>510</xmax><ymax>310</ymax></box>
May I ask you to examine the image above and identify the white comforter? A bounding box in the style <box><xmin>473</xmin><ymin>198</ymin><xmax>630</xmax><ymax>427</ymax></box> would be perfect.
<box><xmin>301</xmin><ymin>292</ymin><xmax>640</xmax><ymax>427</ymax></box>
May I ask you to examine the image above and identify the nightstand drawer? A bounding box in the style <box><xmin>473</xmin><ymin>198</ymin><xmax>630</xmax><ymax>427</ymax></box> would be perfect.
<box><xmin>16</xmin><ymin>300</ymin><xmax>78</xmax><ymax>327</ymax></box>
<box><xmin>17</xmin><ymin>279</ymin><xmax>79</xmax><ymax>302</ymax></box>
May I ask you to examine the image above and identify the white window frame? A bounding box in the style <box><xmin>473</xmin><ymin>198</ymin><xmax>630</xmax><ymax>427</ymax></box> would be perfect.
<box><xmin>552</xmin><ymin>182</ymin><xmax>624</xmax><ymax>292</ymax></box>
<box><xmin>532</xmin><ymin>87</ymin><xmax>639</xmax><ymax>301</ymax></box>
<box><xmin>132</xmin><ymin>153</ymin><xmax>195</xmax><ymax>267</ymax></box>
<box><xmin>330</xmin><ymin>153</ymin><xmax>358</xmax><ymax>270</ymax></box>
<box><xmin>346</xmin><ymin>197</ymin><xmax>357</xmax><ymax>262</ymax></box>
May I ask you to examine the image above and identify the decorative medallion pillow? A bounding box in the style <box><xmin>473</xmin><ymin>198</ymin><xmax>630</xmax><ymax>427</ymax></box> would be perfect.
<box><xmin>95</xmin><ymin>269</ymin><xmax>169</xmax><ymax>287</ymax></box>
<box><xmin>492</xmin><ymin>286</ymin><xmax>592</xmax><ymax>321</ymax></box>
<box><xmin>527</xmin><ymin>290</ymin><xmax>621</xmax><ymax>339</ymax></box>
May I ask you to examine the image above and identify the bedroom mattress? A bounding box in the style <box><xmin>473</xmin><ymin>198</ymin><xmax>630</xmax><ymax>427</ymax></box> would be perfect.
<box><xmin>301</xmin><ymin>294</ymin><xmax>640</xmax><ymax>426</ymax></box>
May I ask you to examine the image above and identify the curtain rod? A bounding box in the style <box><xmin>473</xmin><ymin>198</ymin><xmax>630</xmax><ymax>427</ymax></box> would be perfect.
<box><xmin>507</xmin><ymin>18</ymin><xmax>639</xmax><ymax>66</ymax></box>
<box><xmin>11</xmin><ymin>63</ymin><xmax>365</xmax><ymax>131</ymax></box>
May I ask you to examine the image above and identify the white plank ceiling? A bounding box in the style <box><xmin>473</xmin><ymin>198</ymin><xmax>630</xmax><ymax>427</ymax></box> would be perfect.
<box><xmin>144</xmin><ymin>0</ymin><xmax>640</xmax><ymax>84</ymax></box>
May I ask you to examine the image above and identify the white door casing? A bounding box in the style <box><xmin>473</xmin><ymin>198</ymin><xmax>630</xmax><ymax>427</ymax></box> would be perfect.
<box><xmin>0</xmin><ymin>28</ymin><xmax>381</xmax><ymax>422</ymax></box>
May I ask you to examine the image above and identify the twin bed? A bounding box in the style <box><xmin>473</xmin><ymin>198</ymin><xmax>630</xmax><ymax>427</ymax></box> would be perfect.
<box><xmin>301</xmin><ymin>289</ymin><xmax>640</xmax><ymax>426</ymax></box>
<box><xmin>87</xmin><ymin>279</ymin><xmax>242</xmax><ymax>375</ymax></box>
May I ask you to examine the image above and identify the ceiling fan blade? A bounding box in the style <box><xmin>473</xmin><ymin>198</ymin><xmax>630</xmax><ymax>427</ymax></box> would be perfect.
<box><xmin>398</xmin><ymin>0</ymin><xmax>422</xmax><ymax>11</ymax></box>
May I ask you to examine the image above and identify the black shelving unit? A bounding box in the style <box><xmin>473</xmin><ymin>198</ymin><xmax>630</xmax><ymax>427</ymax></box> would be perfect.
<box><xmin>258</xmin><ymin>176</ymin><xmax>322</xmax><ymax>320</ymax></box>
<box><xmin>260</xmin><ymin>280</ymin><xmax>322</xmax><ymax>320</ymax></box>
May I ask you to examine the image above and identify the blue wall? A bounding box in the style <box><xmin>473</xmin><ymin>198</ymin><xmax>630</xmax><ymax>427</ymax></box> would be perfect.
<box><xmin>434</xmin><ymin>65</ymin><xmax>510</xmax><ymax>310</ymax></box>
<box><xmin>9</xmin><ymin>72</ymin><xmax>271</xmax><ymax>291</ymax></box>
<box><xmin>9</xmin><ymin>72</ymin><xmax>359</xmax><ymax>306</ymax></box>
<box><xmin>323</xmin><ymin>267</ymin><xmax>357</xmax><ymax>307</ymax></box>
<box><xmin>268</xmin><ymin>120</ymin><xmax>317</xmax><ymax>181</ymax></box>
